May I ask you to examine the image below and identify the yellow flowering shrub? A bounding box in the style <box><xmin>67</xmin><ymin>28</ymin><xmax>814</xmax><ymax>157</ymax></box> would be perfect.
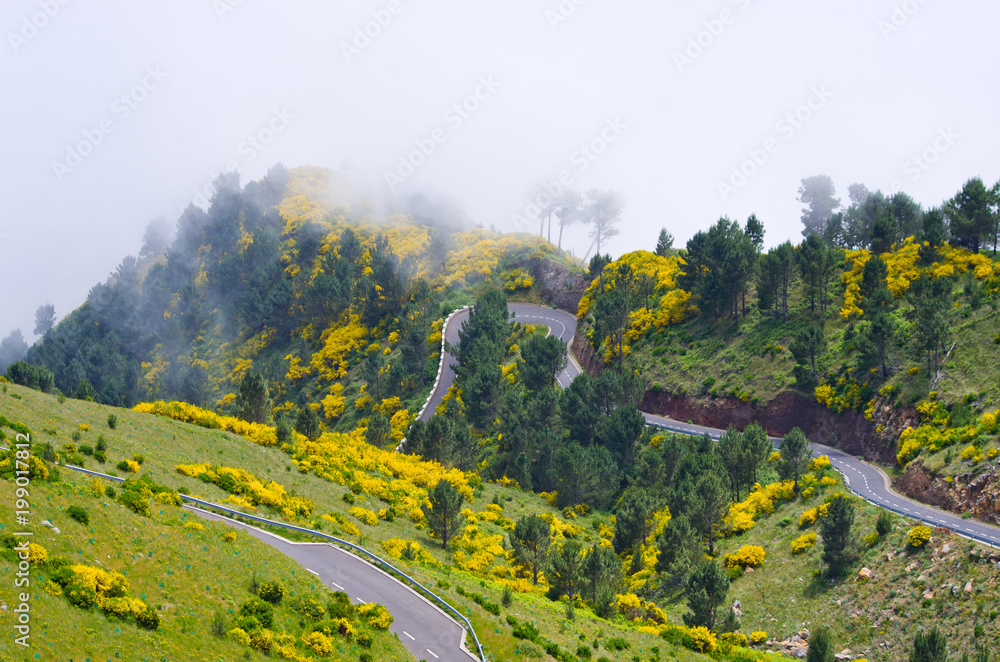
<box><xmin>70</xmin><ymin>565</ymin><xmax>128</xmax><ymax>596</ymax></box>
<box><xmin>175</xmin><ymin>464</ymin><xmax>314</xmax><ymax>517</ymax></box>
<box><xmin>799</xmin><ymin>508</ymin><xmax>818</xmax><ymax>528</ymax></box>
<box><xmin>820</xmin><ymin>476</ymin><xmax>838</xmax><ymax>487</ymax></box>
<box><xmin>321</xmin><ymin>384</ymin><xmax>346</xmax><ymax>419</ymax></box>
<box><xmin>724</xmin><ymin>545</ymin><xmax>766</xmax><ymax>569</ymax></box>
<box><xmin>26</xmin><ymin>542</ymin><xmax>48</xmax><ymax>565</ymax></box>
<box><xmin>749</xmin><ymin>630</ymin><xmax>768</xmax><ymax>644</ymax></box>
<box><xmin>908</xmin><ymin>526</ymin><xmax>932</xmax><ymax>548</ymax></box>
<box><xmin>809</xmin><ymin>455</ymin><xmax>831</xmax><ymax>472</ymax></box>
<box><xmin>723</xmin><ymin>480</ymin><xmax>796</xmax><ymax>536</ymax></box>
<box><xmin>183</xmin><ymin>521</ymin><xmax>205</xmax><ymax>531</ymax></box>
<box><xmin>357</xmin><ymin>602</ymin><xmax>394</xmax><ymax>630</ymax></box>
<box><xmin>791</xmin><ymin>532</ymin><xmax>817</xmax><ymax>554</ymax></box>
<box><xmin>719</xmin><ymin>632</ymin><xmax>748</xmax><ymax>647</ymax></box>
<box><xmin>229</xmin><ymin>628</ymin><xmax>253</xmax><ymax>646</ymax></box>
<box><xmin>134</xmin><ymin>401</ymin><xmax>278</xmax><ymax>446</ymax></box>
<box><xmin>301</xmin><ymin>631</ymin><xmax>334</xmax><ymax>656</ymax></box>
<box><xmin>349</xmin><ymin>506</ymin><xmax>379</xmax><ymax>526</ymax></box>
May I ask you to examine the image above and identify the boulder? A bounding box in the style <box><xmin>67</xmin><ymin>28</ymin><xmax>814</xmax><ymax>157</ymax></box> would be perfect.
<box><xmin>858</xmin><ymin>567</ymin><xmax>872</xmax><ymax>580</ymax></box>
<box><xmin>965</xmin><ymin>581</ymin><xmax>973</xmax><ymax>593</ymax></box>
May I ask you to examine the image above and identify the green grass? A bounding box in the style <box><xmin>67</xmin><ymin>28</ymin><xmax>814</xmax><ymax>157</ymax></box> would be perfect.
<box><xmin>0</xmin><ymin>467</ymin><xmax>407</xmax><ymax>661</ymax></box>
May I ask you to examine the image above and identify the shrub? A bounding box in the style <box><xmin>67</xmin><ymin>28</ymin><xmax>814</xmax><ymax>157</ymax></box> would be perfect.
<box><xmin>501</xmin><ymin>583</ymin><xmax>513</xmax><ymax>608</ymax></box>
<box><xmin>107</xmin><ymin>414</ymin><xmax>118</xmax><ymax>429</ymax></box>
<box><xmin>93</xmin><ymin>450</ymin><xmax>106</xmax><ymax>463</ymax></box>
<box><xmin>908</xmin><ymin>526</ymin><xmax>932</xmax><ymax>549</ymax></box>
<box><xmin>791</xmin><ymin>532</ymin><xmax>817</xmax><ymax>554</ymax></box>
<box><xmin>65</xmin><ymin>582</ymin><xmax>98</xmax><ymax>609</ymax></box>
<box><xmin>358</xmin><ymin>602</ymin><xmax>394</xmax><ymax>630</ymax></box>
<box><xmin>719</xmin><ymin>632</ymin><xmax>748</xmax><ymax>647</ymax></box>
<box><xmin>210</xmin><ymin>610</ymin><xmax>227</xmax><ymax>637</ymax></box>
<box><xmin>104</xmin><ymin>485</ymin><xmax>116</xmax><ymax>498</ymax></box>
<box><xmin>240</xmin><ymin>597</ymin><xmax>274</xmax><ymax>628</ymax></box>
<box><xmin>79</xmin><ymin>444</ymin><xmax>94</xmax><ymax>456</ymax></box>
<box><xmin>67</xmin><ymin>505</ymin><xmax>89</xmax><ymax>525</ymax></box>
<box><xmin>864</xmin><ymin>532</ymin><xmax>881</xmax><ymax>547</ymax></box>
<box><xmin>135</xmin><ymin>604</ymin><xmax>160</xmax><ymax>630</ymax></box>
<box><xmin>576</xmin><ymin>644</ymin><xmax>593</xmax><ymax>658</ymax></box>
<box><xmin>132</xmin><ymin>454</ymin><xmax>144</xmax><ymax>465</ymax></box>
<box><xmin>327</xmin><ymin>592</ymin><xmax>355</xmax><ymax>620</ymax></box>
<box><xmin>724</xmin><ymin>545</ymin><xmax>766</xmax><ymax>569</ymax></box>
<box><xmin>876</xmin><ymin>510</ymin><xmax>893</xmax><ymax>537</ymax></box>
<box><xmin>604</xmin><ymin>637</ymin><xmax>629</xmax><ymax>651</ymax></box>
<box><xmin>799</xmin><ymin>508</ymin><xmax>818</xmax><ymax>528</ymax></box>
<box><xmin>224</xmin><ymin>531</ymin><xmax>237</xmax><ymax>543</ymax></box>
<box><xmin>95</xmin><ymin>435</ymin><xmax>108</xmax><ymax>452</ymax></box>
<box><xmin>117</xmin><ymin>490</ymin><xmax>151</xmax><ymax>518</ymax></box>
<box><xmin>749</xmin><ymin>630</ymin><xmax>768</xmax><ymax>644</ymax></box>
<box><xmin>258</xmin><ymin>581</ymin><xmax>284</xmax><ymax>605</ymax></box>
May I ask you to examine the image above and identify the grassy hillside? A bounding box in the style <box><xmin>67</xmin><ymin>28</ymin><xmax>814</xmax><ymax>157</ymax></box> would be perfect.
<box><xmin>5</xmin><ymin>381</ymin><xmax>1000</xmax><ymax>661</ymax></box>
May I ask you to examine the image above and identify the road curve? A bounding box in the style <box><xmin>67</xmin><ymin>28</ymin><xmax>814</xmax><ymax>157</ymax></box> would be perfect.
<box><xmin>429</xmin><ymin>302</ymin><xmax>1000</xmax><ymax>548</ymax></box>
<box><xmin>188</xmin><ymin>507</ymin><xmax>477</xmax><ymax>662</ymax></box>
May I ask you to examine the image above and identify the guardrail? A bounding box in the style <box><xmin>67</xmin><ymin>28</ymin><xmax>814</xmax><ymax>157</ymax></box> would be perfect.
<box><xmin>45</xmin><ymin>460</ymin><xmax>487</xmax><ymax>662</ymax></box>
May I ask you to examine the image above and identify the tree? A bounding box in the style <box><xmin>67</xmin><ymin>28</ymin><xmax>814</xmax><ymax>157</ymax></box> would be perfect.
<box><xmin>0</xmin><ymin>329</ymin><xmax>29</xmax><ymax>373</ymax></box>
<box><xmin>655</xmin><ymin>228</ymin><xmax>674</xmax><ymax>256</ymax></box>
<box><xmin>612</xmin><ymin>488</ymin><xmax>658</xmax><ymax>554</ymax></box>
<box><xmin>655</xmin><ymin>516</ymin><xmax>700</xmax><ymax>587</ymax></box>
<box><xmin>757</xmin><ymin>242</ymin><xmax>795</xmax><ymax>320</ymax></box>
<box><xmin>510</xmin><ymin>515</ymin><xmax>551</xmax><ymax>585</ymax></box>
<box><xmin>791</xmin><ymin>324</ymin><xmax>825</xmax><ymax>385</ymax></box>
<box><xmin>683</xmin><ymin>560</ymin><xmax>730</xmax><ymax>630</ymax></box>
<box><xmin>946</xmin><ymin>177</ymin><xmax>994</xmax><ymax>253</ymax></box>
<box><xmin>799</xmin><ymin>175</ymin><xmax>840</xmax><ymax>237</ymax></box>
<box><xmin>427</xmin><ymin>480</ymin><xmax>464</xmax><ymax>550</ymax></box>
<box><xmin>591</xmin><ymin>263</ymin><xmax>635</xmax><ymax>364</ymax></box>
<box><xmin>780</xmin><ymin>428</ymin><xmax>810</xmax><ymax>493</ymax></box>
<box><xmin>857</xmin><ymin>284</ymin><xmax>896</xmax><ymax>379</ymax></box>
<box><xmin>33</xmin><ymin>304</ymin><xmax>56</xmax><ymax>336</ymax></box>
<box><xmin>909</xmin><ymin>274</ymin><xmax>951</xmax><ymax>377</ymax></box>
<box><xmin>798</xmin><ymin>234</ymin><xmax>833</xmax><ymax>313</ymax></box>
<box><xmin>234</xmin><ymin>369</ymin><xmax>272</xmax><ymax>424</ymax></box>
<box><xmin>519</xmin><ymin>335</ymin><xmax>568</xmax><ymax>391</ymax></box>
<box><xmin>740</xmin><ymin>422</ymin><xmax>773</xmax><ymax>489</ymax></box>
<box><xmin>295</xmin><ymin>406</ymin><xmax>321</xmax><ymax>441</ymax></box>
<box><xmin>909</xmin><ymin>627</ymin><xmax>947</xmax><ymax>662</ymax></box>
<box><xmin>547</xmin><ymin>540</ymin><xmax>584</xmax><ymax>605</ymax></box>
<box><xmin>694</xmin><ymin>472</ymin><xmax>728</xmax><ymax>555</ymax></box>
<box><xmin>744</xmin><ymin>213</ymin><xmax>765</xmax><ymax>254</ymax></box>
<box><xmin>581</xmin><ymin>543</ymin><xmax>622</xmax><ymax>616</ymax></box>
<box><xmin>554</xmin><ymin>189</ymin><xmax>583</xmax><ymax>251</ymax></box>
<box><xmin>806</xmin><ymin>627</ymin><xmax>835</xmax><ymax>662</ymax></box>
<box><xmin>365</xmin><ymin>411</ymin><xmax>391</xmax><ymax>449</ymax></box>
<box><xmin>585</xmin><ymin>189</ymin><xmax>624</xmax><ymax>256</ymax></box>
<box><xmin>820</xmin><ymin>493</ymin><xmax>858</xmax><ymax>576</ymax></box>
<box><xmin>715</xmin><ymin>427</ymin><xmax>744</xmax><ymax>502</ymax></box>
<box><xmin>139</xmin><ymin>216</ymin><xmax>172</xmax><ymax>258</ymax></box>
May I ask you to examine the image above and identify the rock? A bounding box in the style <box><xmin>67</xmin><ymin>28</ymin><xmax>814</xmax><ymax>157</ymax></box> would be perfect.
<box><xmin>942</xmin><ymin>543</ymin><xmax>951</xmax><ymax>554</ymax></box>
<box><xmin>792</xmin><ymin>646</ymin><xmax>808</xmax><ymax>659</ymax></box>
<box><xmin>746</xmin><ymin>566</ymin><xmax>755</xmax><ymax>573</ymax></box>
<box><xmin>51</xmin><ymin>527</ymin><xmax>60</xmax><ymax>534</ymax></box>
<box><xmin>41</xmin><ymin>520</ymin><xmax>52</xmax><ymax>528</ymax></box>
<box><xmin>798</xmin><ymin>629</ymin><xmax>810</xmax><ymax>639</ymax></box>
<box><xmin>965</xmin><ymin>581</ymin><xmax>973</xmax><ymax>593</ymax></box>
<box><xmin>858</xmin><ymin>567</ymin><xmax>872</xmax><ymax>580</ymax></box>
<box><xmin>923</xmin><ymin>590</ymin><xmax>934</xmax><ymax>600</ymax></box>
<box><xmin>905</xmin><ymin>562</ymin><xmax>918</xmax><ymax>572</ymax></box>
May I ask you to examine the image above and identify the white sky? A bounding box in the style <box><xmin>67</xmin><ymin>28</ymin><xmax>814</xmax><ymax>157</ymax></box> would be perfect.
<box><xmin>2</xmin><ymin>0</ymin><xmax>999</xmax><ymax>340</ymax></box>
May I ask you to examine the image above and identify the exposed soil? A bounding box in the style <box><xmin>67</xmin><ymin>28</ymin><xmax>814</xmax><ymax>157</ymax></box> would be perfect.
<box><xmin>640</xmin><ymin>390</ymin><xmax>898</xmax><ymax>464</ymax></box>
<box><xmin>533</xmin><ymin>258</ymin><xmax>589</xmax><ymax>314</ymax></box>
<box><xmin>894</xmin><ymin>461</ymin><xmax>1000</xmax><ymax>524</ymax></box>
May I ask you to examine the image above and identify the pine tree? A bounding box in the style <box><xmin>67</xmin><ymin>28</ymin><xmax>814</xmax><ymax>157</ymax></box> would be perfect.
<box><xmin>780</xmin><ymin>428</ymin><xmax>811</xmax><ymax>493</ymax></box>
<box><xmin>820</xmin><ymin>494</ymin><xmax>858</xmax><ymax>576</ymax></box>
<box><xmin>655</xmin><ymin>228</ymin><xmax>674</xmax><ymax>256</ymax></box>
<box><xmin>234</xmin><ymin>368</ymin><xmax>272</xmax><ymax>424</ymax></box>
<box><xmin>909</xmin><ymin>627</ymin><xmax>947</xmax><ymax>662</ymax></box>
<box><xmin>427</xmin><ymin>480</ymin><xmax>464</xmax><ymax>550</ymax></box>
<box><xmin>510</xmin><ymin>515</ymin><xmax>551</xmax><ymax>585</ymax></box>
<box><xmin>581</xmin><ymin>543</ymin><xmax>622</xmax><ymax>616</ymax></box>
<box><xmin>683</xmin><ymin>560</ymin><xmax>730</xmax><ymax>630</ymax></box>
<box><xmin>806</xmin><ymin>627</ymin><xmax>835</xmax><ymax>662</ymax></box>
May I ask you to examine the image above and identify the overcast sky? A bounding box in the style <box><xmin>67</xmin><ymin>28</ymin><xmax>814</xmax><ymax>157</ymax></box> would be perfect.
<box><xmin>3</xmin><ymin>0</ymin><xmax>999</xmax><ymax>342</ymax></box>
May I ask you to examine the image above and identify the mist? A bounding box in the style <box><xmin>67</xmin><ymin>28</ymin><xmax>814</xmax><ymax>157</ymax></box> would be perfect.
<box><xmin>3</xmin><ymin>0</ymin><xmax>999</xmax><ymax>341</ymax></box>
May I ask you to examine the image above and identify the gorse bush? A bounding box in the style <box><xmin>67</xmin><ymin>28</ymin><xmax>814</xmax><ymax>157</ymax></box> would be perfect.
<box><xmin>66</xmin><ymin>505</ymin><xmax>89</xmax><ymax>525</ymax></box>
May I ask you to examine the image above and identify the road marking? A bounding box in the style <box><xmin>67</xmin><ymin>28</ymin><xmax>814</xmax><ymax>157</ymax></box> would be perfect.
<box><xmin>357</xmin><ymin>599</ymin><xmax>367</xmax><ymax>604</ymax></box>
<box><xmin>403</xmin><ymin>631</ymin><xmax>415</xmax><ymax>640</ymax></box>
<box><xmin>306</xmin><ymin>568</ymin><xmax>319</xmax><ymax>576</ymax></box>
<box><xmin>330</xmin><ymin>580</ymin><xmax>345</xmax><ymax>590</ymax></box>
<box><xmin>426</xmin><ymin>650</ymin><xmax>439</xmax><ymax>659</ymax></box>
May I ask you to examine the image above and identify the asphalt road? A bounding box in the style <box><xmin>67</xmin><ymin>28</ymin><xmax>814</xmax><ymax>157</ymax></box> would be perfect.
<box><xmin>188</xmin><ymin>507</ymin><xmax>478</xmax><ymax>662</ymax></box>
<box><xmin>430</xmin><ymin>302</ymin><xmax>1000</xmax><ymax>548</ymax></box>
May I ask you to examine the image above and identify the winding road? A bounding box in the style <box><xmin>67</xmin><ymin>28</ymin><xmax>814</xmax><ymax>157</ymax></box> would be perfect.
<box><xmin>425</xmin><ymin>303</ymin><xmax>1000</xmax><ymax>548</ymax></box>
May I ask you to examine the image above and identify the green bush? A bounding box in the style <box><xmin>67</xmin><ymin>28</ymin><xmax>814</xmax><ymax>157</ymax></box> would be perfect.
<box><xmin>116</xmin><ymin>460</ymin><xmax>130</xmax><ymax>472</ymax></box>
<box><xmin>107</xmin><ymin>414</ymin><xmax>118</xmax><ymax>429</ymax></box>
<box><xmin>257</xmin><ymin>581</ymin><xmax>284</xmax><ymax>605</ymax></box>
<box><xmin>577</xmin><ymin>644</ymin><xmax>593</xmax><ymax>658</ymax></box>
<box><xmin>604</xmin><ymin>637</ymin><xmax>629</xmax><ymax>651</ymax></box>
<box><xmin>357</xmin><ymin>633</ymin><xmax>373</xmax><ymax>648</ymax></box>
<box><xmin>239</xmin><ymin>597</ymin><xmax>274</xmax><ymax>628</ymax></box>
<box><xmin>66</xmin><ymin>582</ymin><xmax>98</xmax><ymax>609</ymax></box>
<box><xmin>876</xmin><ymin>510</ymin><xmax>893</xmax><ymax>537</ymax></box>
<box><xmin>79</xmin><ymin>444</ymin><xmax>94</xmax><ymax>456</ymax></box>
<box><xmin>117</xmin><ymin>490</ymin><xmax>151</xmax><ymax>517</ymax></box>
<box><xmin>67</xmin><ymin>505</ymin><xmax>89</xmax><ymax>525</ymax></box>
<box><xmin>327</xmin><ymin>592</ymin><xmax>355</xmax><ymax>620</ymax></box>
<box><xmin>135</xmin><ymin>604</ymin><xmax>161</xmax><ymax>630</ymax></box>
<box><xmin>93</xmin><ymin>450</ymin><xmax>106</xmax><ymax>463</ymax></box>
<box><xmin>104</xmin><ymin>485</ymin><xmax>116</xmax><ymax>498</ymax></box>
<box><xmin>95</xmin><ymin>435</ymin><xmax>108</xmax><ymax>452</ymax></box>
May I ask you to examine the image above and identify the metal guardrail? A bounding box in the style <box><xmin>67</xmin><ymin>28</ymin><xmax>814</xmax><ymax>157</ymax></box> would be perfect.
<box><xmin>45</xmin><ymin>460</ymin><xmax>487</xmax><ymax>662</ymax></box>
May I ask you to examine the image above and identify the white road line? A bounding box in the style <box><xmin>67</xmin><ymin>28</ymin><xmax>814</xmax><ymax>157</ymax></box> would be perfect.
<box><xmin>330</xmin><ymin>580</ymin><xmax>345</xmax><ymax>591</ymax></box>
<box><xmin>357</xmin><ymin>599</ymin><xmax>367</xmax><ymax>604</ymax></box>
<box><xmin>426</xmin><ymin>649</ymin><xmax>439</xmax><ymax>659</ymax></box>
<box><xmin>306</xmin><ymin>568</ymin><xmax>319</xmax><ymax>576</ymax></box>
<box><xmin>403</xmin><ymin>631</ymin><xmax>415</xmax><ymax>640</ymax></box>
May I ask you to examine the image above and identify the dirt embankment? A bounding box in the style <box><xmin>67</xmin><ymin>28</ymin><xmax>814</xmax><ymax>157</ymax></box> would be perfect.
<box><xmin>641</xmin><ymin>390</ymin><xmax>898</xmax><ymax>464</ymax></box>
<box><xmin>533</xmin><ymin>258</ymin><xmax>589</xmax><ymax>314</ymax></box>
<box><xmin>895</xmin><ymin>462</ymin><xmax>1000</xmax><ymax>524</ymax></box>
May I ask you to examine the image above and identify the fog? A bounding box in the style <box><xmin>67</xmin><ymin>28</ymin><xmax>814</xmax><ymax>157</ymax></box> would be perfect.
<box><xmin>3</xmin><ymin>0</ymin><xmax>998</xmax><ymax>340</ymax></box>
